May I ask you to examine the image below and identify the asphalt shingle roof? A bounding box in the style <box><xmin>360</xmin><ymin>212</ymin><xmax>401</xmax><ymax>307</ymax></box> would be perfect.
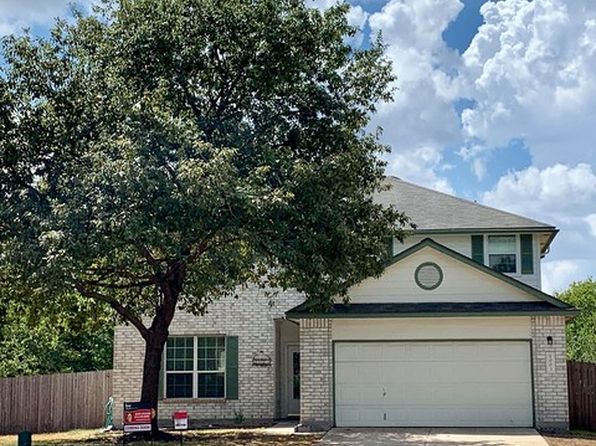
<box><xmin>376</xmin><ymin>176</ymin><xmax>555</xmax><ymax>231</ymax></box>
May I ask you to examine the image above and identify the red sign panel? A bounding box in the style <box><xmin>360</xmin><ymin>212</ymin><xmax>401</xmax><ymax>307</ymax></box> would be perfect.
<box><xmin>172</xmin><ymin>410</ymin><xmax>188</xmax><ymax>420</ymax></box>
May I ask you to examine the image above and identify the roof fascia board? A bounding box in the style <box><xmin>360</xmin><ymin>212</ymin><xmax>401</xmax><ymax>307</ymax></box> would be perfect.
<box><xmin>287</xmin><ymin>309</ymin><xmax>579</xmax><ymax>319</ymax></box>
<box><xmin>407</xmin><ymin>227</ymin><xmax>558</xmax><ymax>234</ymax></box>
<box><xmin>542</xmin><ymin>229</ymin><xmax>559</xmax><ymax>255</ymax></box>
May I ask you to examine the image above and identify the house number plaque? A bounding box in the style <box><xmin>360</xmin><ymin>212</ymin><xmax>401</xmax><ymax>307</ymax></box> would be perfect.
<box><xmin>252</xmin><ymin>351</ymin><xmax>272</xmax><ymax>367</ymax></box>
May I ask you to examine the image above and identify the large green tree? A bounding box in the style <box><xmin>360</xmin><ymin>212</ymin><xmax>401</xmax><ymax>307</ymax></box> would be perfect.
<box><xmin>0</xmin><ymin>0</ymin><xmax>408</xmax><ymax>432</ymax></box>
<box><xmin>557</xmin><ymin>278</ymin><xmax>596</xmax><ymax>363</ymax></box>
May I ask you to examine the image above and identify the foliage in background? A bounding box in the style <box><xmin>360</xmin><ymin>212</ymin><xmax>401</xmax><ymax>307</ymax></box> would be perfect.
<box><xmin>557</xmin><ymin>278</ymin><xmax>596</xmax><ymax>363</ymax></box>
<box><xmin>0</xmin><ymin>299</ymin><xmax>113</xmax><ymax>377</ymax></box>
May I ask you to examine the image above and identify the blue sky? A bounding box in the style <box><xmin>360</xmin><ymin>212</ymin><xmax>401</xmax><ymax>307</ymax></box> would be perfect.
<box><xmin>1</xmin><ymin>0</ymin><xmax>595</xmax><ymax>292</ymax></box>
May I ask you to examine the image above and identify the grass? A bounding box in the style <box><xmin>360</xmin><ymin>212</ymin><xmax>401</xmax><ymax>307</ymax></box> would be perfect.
<box><xmin>0</xmin><ymin>428</ymin><xmax>322</xmax><ymax>446</ymax></box>
<box><xmin>543</xmin><ymin>430</ymin><xmax>596</xmax><ymax>446</ymax></box>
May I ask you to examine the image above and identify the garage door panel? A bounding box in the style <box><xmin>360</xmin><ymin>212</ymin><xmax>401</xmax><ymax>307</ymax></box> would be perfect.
<box><xmin>384</xmin><ymin>407</ymin><xmax>532</xmax><ymax>427</ymax></box>
<box><xmin>480</xmin><ymin>343</ymin><xmax>530</xmax><ymax>360</ymax></box>
<box><xmin>336</xmin><ymin>406</ymin><xmax>533</xmax><ymax>427</ymax></box>
<box><xmin>424</xmin><ymin>360</ymin><xmax>530</xmax><ymax>382</ymax></box>
<box><xmin>334</xmin><ymin>341</ymin><xmax>532</xmax><ymax>427</ymax></box>
<box><xmin>336</xmin><ymin>385</ymin><xmax>384</xmax><ymax>405</ymax></box>
<box><xmin>336</xmin><ymin>363</ymin><xmax>384</xmax><ymax>384</ymax></box>
<box><xmin>339</xmin><ymin>407</ymin><xmax>386</xmax><ymax>426</ymax></box>
<box><xmin>377</xmin><ymin>360</ymin><xmax>529</xmax><ymax>384</ymax></box>
<box><xmin>382</xmin><ymin>343</ymin><xmax>408</xmax><ymax>357</ymax></box>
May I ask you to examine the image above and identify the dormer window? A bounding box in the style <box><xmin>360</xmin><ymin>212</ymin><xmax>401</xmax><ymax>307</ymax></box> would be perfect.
<box><xmin>487</xmin><ymin>235</ymin><xmax>517</xmax><ymax>273</ymax></box>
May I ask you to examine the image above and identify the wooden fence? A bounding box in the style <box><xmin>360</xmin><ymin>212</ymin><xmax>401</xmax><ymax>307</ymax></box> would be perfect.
<box><xmin>0</xmin><ymin>370</ymin><xmax>112</xmax><ymax>434</ymax></box>
<box><xmin>568</xmin><ymin>360</ymin><xmax>596</xmax><ymax>431</ymax></box>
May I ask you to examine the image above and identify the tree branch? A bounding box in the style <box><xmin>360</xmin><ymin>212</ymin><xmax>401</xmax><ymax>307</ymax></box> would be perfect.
<box><xmin>81</xmin><ymin>279</ymin><xmax>155</xmax><ymax>290</ymax></box>
<box><xmin>84</xmin><ymin>265</ymin><xmax>155</xmax><ymax>282</ymax></box>
<box><xmin>74</xmin><ymin>281</ymin><xmax>150</xmax><ymax>340</ymax></box>
<box><xmin>131</xmin><ymin>240</ymin><xmax>163</xmax><ymax>273</ymax></box>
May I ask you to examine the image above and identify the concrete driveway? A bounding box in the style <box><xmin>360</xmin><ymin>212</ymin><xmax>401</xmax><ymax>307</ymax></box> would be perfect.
<box><xmin>318</xmin><ymin>428</ymin><xmax>549</xmax><ymax>446</ymax></box>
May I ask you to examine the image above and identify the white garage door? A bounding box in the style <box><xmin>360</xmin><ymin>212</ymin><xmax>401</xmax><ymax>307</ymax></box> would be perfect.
<box><xmin>334</xmin><ymin>341</ymin><xmax>533</xmax><ymax>427</ymax></box>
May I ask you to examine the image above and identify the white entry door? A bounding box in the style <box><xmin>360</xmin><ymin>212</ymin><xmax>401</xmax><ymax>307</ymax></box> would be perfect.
<box><xmin>334</xmin><ymin>341</ymin><xmax>533</xmax><ymax>427</ymax></box>
<box><xmin>284</xmin><ymin>344</ymin><xmax>300</xmax><ymax>417</ymax></box>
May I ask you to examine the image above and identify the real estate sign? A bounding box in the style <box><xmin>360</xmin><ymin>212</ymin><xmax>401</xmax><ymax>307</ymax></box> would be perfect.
<box><xmin>172</xmin><ymin>410</ymin><xmax>189</xmax><ymax>430</ymax></box>
<box><xmin>123</xmin><ymin>402</ymin><xmax>154</xmax><ymax>433</ymax></box>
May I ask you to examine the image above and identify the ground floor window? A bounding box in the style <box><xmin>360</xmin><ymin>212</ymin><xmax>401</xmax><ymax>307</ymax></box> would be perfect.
<box><xmin>165</xmin><ymin>336</ymin><xmax>226</xmax><ymax>399</ymax></box>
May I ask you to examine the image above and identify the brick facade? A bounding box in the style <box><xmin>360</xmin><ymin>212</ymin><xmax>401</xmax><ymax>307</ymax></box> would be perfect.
<box><xmin>297</xmin><ymin>318</ymin><xmax>333</xmax><ymax>431</ymax></box>
<box><xmin>531</xmin><ymin>315</ymin><xmax>570</xmax><ymax>431</ymax></box>
<box><xmin>112</xmin><ymin>286</ymin><xmax>304</xmax><ymax>427</ymax></box>
<box><xmin>114</xmin><ymin>298</ymin><xmax>570</xmax><ymax>431</ymax></box>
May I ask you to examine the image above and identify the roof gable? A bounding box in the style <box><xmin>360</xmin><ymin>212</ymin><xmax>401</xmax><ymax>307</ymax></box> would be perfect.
<box><xmin>358</xmin><ymin>238</ymin><xmax>570</xmax><ymax>308</ymax></box>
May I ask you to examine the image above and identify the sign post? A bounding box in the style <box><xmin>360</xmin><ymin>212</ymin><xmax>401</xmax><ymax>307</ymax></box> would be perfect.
<box><xmin>172</xmin><ymin>410</ymin><xmax>188</xmax><ymax>445</ymax></box>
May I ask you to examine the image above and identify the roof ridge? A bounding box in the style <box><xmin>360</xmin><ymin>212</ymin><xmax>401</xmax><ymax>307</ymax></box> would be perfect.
<box><xmin>384</xmin><ymin>176</ymin><xmax>554</xmax><ymax>229</ymax></box>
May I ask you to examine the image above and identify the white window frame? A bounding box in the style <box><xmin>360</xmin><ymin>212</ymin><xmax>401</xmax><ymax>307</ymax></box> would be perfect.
<box><xmin>484</xmin><ymin>234</ymin><xmax>520</xmax><ymax>275</ymax></box>
<box><xmin>164</xmin><ymin>335</ymin><xmax>226</xmax><ymax>399</ymax></box>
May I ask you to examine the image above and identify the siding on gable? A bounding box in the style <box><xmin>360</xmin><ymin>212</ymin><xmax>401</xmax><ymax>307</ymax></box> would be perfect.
<box><xmin>393</xmin><ymin>234</ymin><xmax>543</xmax><ymax>290</ymax></box>
<box><xmin>346</xmin><ymin>246</ymin><xmax>542</xmax><ymax>304</ymax></box>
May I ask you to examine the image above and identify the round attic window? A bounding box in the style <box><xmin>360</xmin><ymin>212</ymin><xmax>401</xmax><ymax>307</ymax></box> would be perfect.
<box><xmin>415</xmin><ymin>262</ymin><xmax>443</xmax><ymax>290</ymax></box>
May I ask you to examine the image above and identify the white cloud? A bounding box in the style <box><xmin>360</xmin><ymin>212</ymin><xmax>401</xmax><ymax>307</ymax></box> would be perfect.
<box><xmin>367</xmin><ymin>0</ymin><xmax>464</xmax><ymax>195</ymax></box>
<box><xmin>346</xmin><ymin>5</ymin><xmax>369</xmax><ymax>29</ymax></box>
<box><xmin>461</xmin><ymin>0</ymin><xmax>596</xmax><ymax>167</ymax></box>
<box><xmin>367</xmin><ymin>0</ymin><xmax>596</xmax><ymax>190</ymax></box>
<box><xmin>482</xmin><ymin>163</ymin><xmax>596</xmax><ymax>221</ymax></box>
<box><xmin>386</xmin><ymin>146</ymin><xmax>455</xmax><ymax>194</ymax></box>
<box><xmin>542</xmin><ymin>260</ymin><xmax>581</xmax><ymax>294</ymax></box>
<box><xmin>585</xmin><ymin>214</ymin><xmax>596</xmax><ymax>238</ymax></box>
<box><xmin>472</xmin><ymin>158</ymin><xmax>487</xmax><ymax>180</ymax></box>
<box><xmin>0</xmin><ymin>0</ymin><xmax>94</xmax><ymax>37</ymax></box>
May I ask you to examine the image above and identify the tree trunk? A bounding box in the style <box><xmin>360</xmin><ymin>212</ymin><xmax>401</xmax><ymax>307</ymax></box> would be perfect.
<box><xmin>137</xmin><ymin>278</ymin><xmax>182</xmax><ymax>437</ymax></box>
<box><xmin>140</xmin><ymin>332</ymin><xmax>167</xmax><ymax>436</ymax></box>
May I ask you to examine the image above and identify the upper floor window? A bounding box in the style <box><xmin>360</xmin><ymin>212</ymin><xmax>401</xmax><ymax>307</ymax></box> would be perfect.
<box><xmin>487</xmin><ymin>235</ymin><xmax>517</xmax><ymax>273</ymax></box>
<box><xmin>165</xmin><ymin>336</ymin><xmax>226</xmax><ymax>399</ymax></box>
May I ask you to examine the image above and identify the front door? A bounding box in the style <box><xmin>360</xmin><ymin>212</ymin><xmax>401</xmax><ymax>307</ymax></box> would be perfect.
<box><xmin>285</xmin><ymin>344</ymin><xmax>300</xmax><ymax>417</ymax></box>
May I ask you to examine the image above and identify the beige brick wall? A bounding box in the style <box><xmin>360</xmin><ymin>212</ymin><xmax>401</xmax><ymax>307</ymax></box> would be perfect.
<box><xmin>115</xmin><ymin>303</ymin><xmax>571</xmax><ymax>431</ymax></box>
<box><xmin>531</xmin><ymin>315</ymin><xmax>569</xmax><ymax>431</ymax></box>
<box><xmin>298</xmin><ymin>318</ymin><xmax>333</xmax><ymax>431</ymax></box>
<box><xmin>112</xmin><ymin>286</ymin><xmax>304</xmax><ymax>427</ymax></box>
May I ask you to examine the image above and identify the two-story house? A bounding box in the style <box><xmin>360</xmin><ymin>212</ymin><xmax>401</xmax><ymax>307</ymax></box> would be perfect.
<box><xmin>112</xmin><ymin>176</ymin><xmax>576</xmax><ymax>431</ymax></box>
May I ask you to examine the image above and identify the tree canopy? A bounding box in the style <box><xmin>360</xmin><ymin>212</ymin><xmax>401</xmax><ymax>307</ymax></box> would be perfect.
<box><xmin>0</xmin><ymin>300</ymin><xmax>113</xmax><ymax>378</ymax></box>
<box><xmin>557</xmin><ymin>278</ymin><xmax>596</xmax><ymax>363</ymax></box>
<box><xmin>0</xmin><ymin>0</ymin><xmax>408</xmax><ymax>429</ymax></box>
